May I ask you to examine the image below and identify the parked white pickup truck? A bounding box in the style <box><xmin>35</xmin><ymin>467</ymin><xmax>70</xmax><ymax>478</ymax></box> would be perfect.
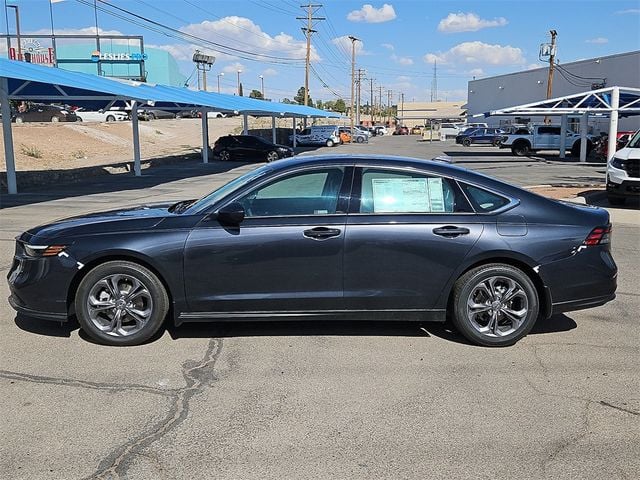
<box><xmin>500</xmin><ymin>124</ymin><xmax>594</xmax><ymax>157</ymax></box>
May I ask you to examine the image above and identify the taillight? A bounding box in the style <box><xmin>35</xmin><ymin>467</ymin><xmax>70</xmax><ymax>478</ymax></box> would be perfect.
<box><xmin>583</xmin><ymin>226</ymin><xmax>611</xmax><ymax>246</ymax></box>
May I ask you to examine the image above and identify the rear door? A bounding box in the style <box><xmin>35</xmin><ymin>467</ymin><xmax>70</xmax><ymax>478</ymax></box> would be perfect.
<box><xmin>343</xmin><ymin>166</ymin><xmax>483</xmax><ymax>312</ymax></box>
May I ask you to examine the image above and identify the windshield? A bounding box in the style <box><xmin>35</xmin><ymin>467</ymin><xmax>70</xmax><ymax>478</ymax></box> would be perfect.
<box><xmin>184</xmin><ymin>164</ymin><xmax>272</xmax><ymax>213</ymax></box>
<box><xmin>627</xmin><ymin>130</ymin><xmax>640</xmax><ymax>148</ymax></box>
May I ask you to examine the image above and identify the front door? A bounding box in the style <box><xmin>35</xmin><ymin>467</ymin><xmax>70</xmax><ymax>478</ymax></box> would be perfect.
<box><xmin>183</xmin><ymin>166</ymin><xmax>352</xmax><ymax>313</ymax></box>
<box><xmin>344</xmin><ymin>167</ymin><xmax>483</xmax><ymax>312</ymax></box>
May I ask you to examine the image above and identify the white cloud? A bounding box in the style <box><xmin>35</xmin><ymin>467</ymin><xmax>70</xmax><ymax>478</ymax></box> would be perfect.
<box><xmin>586</xmin><ymin>37</ymin><xmax>608</xmax><ymax>44</ymax></box>
<box><xmin>347</xmin><ymin>4</ymin><xmax>397</xmax><ymax>23</ymax></box>
<box><xmin>468</xmin><ymin>68</ymin><xmax>484</xmax><ymax>77</ymax></box>
<box><xmin>424</xmin><ymin>41</ymin><xmax>525</xmax><ymax>66</ymax></box>
<box><xmin>437</xmin><ymin>12</ymin><xmax>508</xmax><ymax>33</ymax></box>
<box><xmin>150</xmin><ymin>16</ymin><xmax>318</xmax><ymax>64</ymax></box>
<box><xmin>391</xmin><ymin>54</ymin><xmax>414</xmax><ymax>65</ymax></box>
<box><xmin>525</xmin><ymin>63</ymin><xmax>543</xmax><ymax>70</ymax></box>
<box><xmin>222</xmin><ymin>62</ymin><xmax>246</xmax><ymax>74</ymax></box>
<box><xmin>332</xmin><ymin>36</ymin><xmax>366</xmax><ymax>56</ymax></box>
<box><xmin>262</xmin><ymin>68</ymin><xmax>278</xmax><ymax>77</ymax></box>
<box><xmin>614</xmin><ymin>8</ymin><xmax>640</xmax><ymax>14</ymax></box>
<box><xmin>381</xmin><ymin>43</ymin><xmax>395</xmax><ymax>51</ymax></box>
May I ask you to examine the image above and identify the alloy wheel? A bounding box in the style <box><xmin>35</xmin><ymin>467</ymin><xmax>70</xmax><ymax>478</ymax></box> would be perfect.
<box><xmin>86</xmin><ymin>274</ymin><xmax>153</xmax><ymax>337</ymax></box>
<box><xmin>267</xmin><ymin>151</ymin><xmax>279</xmax><ymax>162</ymax></box>
<box><xmin>466</xmin><ymin>276</ymin><xmax>528</xmax><ymax>337</ymax></box>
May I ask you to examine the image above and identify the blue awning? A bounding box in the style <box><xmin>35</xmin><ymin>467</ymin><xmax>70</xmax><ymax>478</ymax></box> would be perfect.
<box><xmin>0</xmin><ymin>58</ymin><xmax>340</xmax><ymax>118</ymax></box>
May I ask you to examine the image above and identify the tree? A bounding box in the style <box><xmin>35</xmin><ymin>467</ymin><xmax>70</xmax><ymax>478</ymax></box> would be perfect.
<box><xmin>282</xmin><ymin>98</ymin><xmax>293</xmax><ymax>104</ymax></box>
<box><xmin>249</xmin><ymin>89</ymin><xmax>264</xmax><ymax>99</ymax></box>
<box><xmin>334</xmin><ymin>98</ymin><xmax>346</xmax><ymax>113</ymax></box>
<box><xmin>294</xmin><ymin>86</ymin><xmax>313</xmax><ymax>106</ymax></box>
<box><xmin>238</xmin><ymin>83</ymin><xmax>243</xmax><ymax>97</ymax></box>
<box><xmin>315</xmin><ymin>99</ymin><xmax>324</xmax><ymax>110</ymax></box>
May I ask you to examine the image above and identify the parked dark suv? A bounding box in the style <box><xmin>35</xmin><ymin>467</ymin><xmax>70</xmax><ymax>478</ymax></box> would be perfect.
<box><xmin>14</xmin><ymin>104</ymin><xmax>78</xmax><ymax>123</ymax></box>
<box><xmin>213</xmin><ymin>135</ymin><xmax>295</xmax><ymax>162</ymax></box>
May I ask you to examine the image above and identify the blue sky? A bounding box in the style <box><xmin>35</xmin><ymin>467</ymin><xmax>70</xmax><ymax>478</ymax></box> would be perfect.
<box><xmin>4</xmin><ymin>0</ymin><xmax>640</xmax><ymax>102</ymax></box>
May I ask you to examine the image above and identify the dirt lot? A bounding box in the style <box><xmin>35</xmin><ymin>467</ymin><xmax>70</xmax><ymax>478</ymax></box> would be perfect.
<box><xmin>1</xmin><ymin>117</ymin><xmax>250</xmax><ymax>172</ymax></box>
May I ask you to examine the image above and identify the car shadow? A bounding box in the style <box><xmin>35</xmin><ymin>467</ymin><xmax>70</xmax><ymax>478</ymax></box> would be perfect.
<box><xmin>14</xmin><ymin>313</ymin><xmax>578</xmax><ymax>346</ymax></box>
<box><xmin>14</xmin><ymin>313</ymin><xmax>79</xmax><ymax>338</ymax></box>
<box><xmin>0</xmin><ymin>153</ymin><xmax>253</xmax><ymax>209</ymax></box>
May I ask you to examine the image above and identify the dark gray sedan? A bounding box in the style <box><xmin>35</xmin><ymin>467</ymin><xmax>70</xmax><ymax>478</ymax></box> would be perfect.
<box><xmin>8</xmin><ymin>155</ymin><xmax>616</xmax><ymax>347</ymax></box>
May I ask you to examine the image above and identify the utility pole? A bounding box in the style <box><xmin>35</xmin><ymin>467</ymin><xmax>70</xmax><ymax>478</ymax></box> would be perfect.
<box><xmin>400</xmin><ymin>92</ymin><xmax>405</xmax><ymax>125</ymax></box>
<box><xmin>298</xmin><ymin>4</ymin><xmax>324</xmax><ymax>106</ymax></box>
<box><xmin>430</xmin><ymin>60</ymin><xmax>438</xmax><ymax>102</ymax></box>
<box><xmin>370</xmin><ymin>77</ymin><xmax>374</xmax><ymax>123</ymax></box>
<box><xmin>378</xmin><ymin>85</ymin><xmax>383</xmax><ymax>124</ymax></box>
<box><xmin>387</xmin><ymin>89</ymin><xmax>392</xmax><ymax>125</ymax></box>
<box><xmin>545</xmin><ymin>29</ymin><xmax>558</xmax><ymax>124</ymax></box>
<box><xmin>348</xmin><ymin>35</ymin><xmax>359</xmax><ymax>133</ymax></box>
<box><xmin>356</xmin><ymin>68</ymin><xmax>365</xmax><ymax>126</ymax></box>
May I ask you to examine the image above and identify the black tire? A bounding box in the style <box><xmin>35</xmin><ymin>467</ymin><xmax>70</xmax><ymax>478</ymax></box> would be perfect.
<box><xmin>462</xmin><ymin>138</ymin><xmax>471</xmax><ymax>147</ymax></box>
<box><xmin>148</xmin><ymin>113</ymin><xmax>156</xmax><ymax>120</ymax></box>
<box><xmin>326</xmin><ymin>139</ymin><xmax>335</xmax><ymax>147</ymax></box>
<box><xmin>607</xmin><ymin>195</ymin><xmax>626</xmax><ymax>206</ymax></box>
<box><xmin>266</xmin><ymin>150</ymin><xmax>279</xmax><ymax>162</ymax></box>
<box><xmin>75</xmin><ymin>261</ymin><xmax>169</xmax><ymax>346</ymax></box>
<box><xmin>492</xmin><ymin>138</ymin><xmax>501</xmax><ymax>147</ymax></box>
<box><xmin>511</xmin><ymin>141</ymin><xmax>530</xmax><ymax>157</ymax></box>
<box><xmin>76</xmin><ymin>117</ymin><xmax>83</xmax><ymax>122</ymax></box>
<box><xmin>106</xmin><ymin>115</ymin><xmax>116</xmax><ymax>122</ymax></box>
<box><xmin>219</xmin><ymin>149</ymin><xmax>232</xmax><ymax>161</ymax></box>
<box><xmin>51</xmin><ymin>116</ymin><xmax>60</xmax><ymax>123</ymax></box>
<box><xmin>15</xmin><ymin>116</ymin><xmax>24</xmax><ymax>124</ymax></box>
<box><xmin>356</xmin><ymin>136</ymin><xmax>365</xmax><ymax>143</ymax></box>
<box><xmin>570</xmin><ymin>140</ymin><xmax>593</xmax><ymax>158</ymax></box>
<box><xmin>451</xmin><ymin>263</ymin><xmax>539</xmax><ymax>347</ymax></box>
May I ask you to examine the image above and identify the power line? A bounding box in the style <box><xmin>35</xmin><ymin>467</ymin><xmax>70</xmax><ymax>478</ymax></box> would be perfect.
<box><xmin>81</xmin><ymin>0</ymin><xmax>305</xmax><ymax>63</ymax></box>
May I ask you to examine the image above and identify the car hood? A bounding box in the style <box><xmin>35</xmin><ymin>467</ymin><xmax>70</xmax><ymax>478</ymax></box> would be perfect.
<box><xmin>613</xmin><ymin>147</ymin><xmax>640</xmax><ymax>160</ymax></box>
<box><xmin>23</xmin><ymin>202</ymin><xmax>180</xmax><ymax>242</ymax></box>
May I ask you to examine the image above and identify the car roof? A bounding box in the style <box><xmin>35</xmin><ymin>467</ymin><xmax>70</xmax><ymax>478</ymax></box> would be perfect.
<box><xmin>267</xmin><ymin>154</ymin><xmax>530</xmax><ymax>200</ymax></box>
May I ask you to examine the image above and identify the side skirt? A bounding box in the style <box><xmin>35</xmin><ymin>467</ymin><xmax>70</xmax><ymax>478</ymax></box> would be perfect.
<box><xmin>176</xmin><ymin>309</ymin><xmax>446</xmax><ymax>326</ymax></box>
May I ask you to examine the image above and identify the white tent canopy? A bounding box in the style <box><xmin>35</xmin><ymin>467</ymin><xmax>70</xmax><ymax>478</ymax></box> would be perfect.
<box><xmin>474</xmin><ymin>86</ymin><xmax>640</xmax><ymax>161</ymax></box>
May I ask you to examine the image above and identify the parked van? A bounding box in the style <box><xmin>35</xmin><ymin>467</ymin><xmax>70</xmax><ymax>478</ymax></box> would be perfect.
<box><xmin>289</xmin><ymin>125</ymin><xmax>340</xmax><ymax>147</ymax></box>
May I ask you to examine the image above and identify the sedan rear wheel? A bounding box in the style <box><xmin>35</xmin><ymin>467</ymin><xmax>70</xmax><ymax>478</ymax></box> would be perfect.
<box><xmin>462</xmin><ymin>138</ymin><xmax>471</xmax><ymax>147</ymax></box>
<box><xmin>266</xmin><ymin>150</ymin><xmax>279</xmax><ymax>162</ymax></box>
<box><xmin>451</xmin><ymin>264</ymin><xmax>539</xmax><ymax>347</ymax></box>
<box><xmin>51</xmin><ymin>116</ymin><xmax>60</xmax><ymax>123</ymax></box>
<box><xmin>75</xmin><ymin>261</ymin><xmax>169</xmax><ymax>346</ymax></box>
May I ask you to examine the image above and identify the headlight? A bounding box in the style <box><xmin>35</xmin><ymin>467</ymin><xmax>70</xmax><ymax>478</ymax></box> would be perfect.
<box><xmin>610</xmin><ymin>157</ymin><xmax>625</xmax><ymax>169</ymax></box>
<box><xmin>24</xmin><ymin>244</ymin><xmax>67</xmax><ymax>257</ymax></box>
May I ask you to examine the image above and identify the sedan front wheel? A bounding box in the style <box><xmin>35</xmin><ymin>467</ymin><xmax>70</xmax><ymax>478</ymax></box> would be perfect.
<box><xmin>75</xmin><ymin>261</ymin><xmax>169</xmax><ymax>346</ymax></box>
<box><xmin>451</xmin><ymin>264</ymin><xmax>539</xmax><ymax>347</ymax></box>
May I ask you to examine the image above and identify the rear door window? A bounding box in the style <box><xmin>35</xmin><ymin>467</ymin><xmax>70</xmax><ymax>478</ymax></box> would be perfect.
<box><xmin>357</xmin><ymin>168</ymin><xmax>472</xmax><ymax>214</ymax></box>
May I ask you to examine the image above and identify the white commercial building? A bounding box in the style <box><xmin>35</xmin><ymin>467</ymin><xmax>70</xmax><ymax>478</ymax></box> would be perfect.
<box><xmin>466</xmin><ymin>50</ymin><xmax>640</xmax><ymax>133</ymax></box>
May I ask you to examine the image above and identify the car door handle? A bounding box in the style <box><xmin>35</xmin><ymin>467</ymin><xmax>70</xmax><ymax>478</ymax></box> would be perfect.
<box><xmin>303</xmin><ymin>227</ymin><xmax>341</xmax><ymax>240</ymax></box>
<box><xmin>432</xmin><ymin>226</ymin><xmax>470</xmax><ymax>237</ymax></box>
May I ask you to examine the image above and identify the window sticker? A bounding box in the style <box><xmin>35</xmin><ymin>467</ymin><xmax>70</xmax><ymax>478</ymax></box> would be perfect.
<box><xmin>427</xmin><ymin>177</ymin><xmax>446</xmax><ymax>212</ymax></box>
<box><xmin>371</xmin><ymin>177</ymin><xmax>446</xmax><ymax>213</ymax></box>
<box><xmin>372</xmin><ymin>178</ymin><xmax>429</xmax><ymax>212</ymax></box>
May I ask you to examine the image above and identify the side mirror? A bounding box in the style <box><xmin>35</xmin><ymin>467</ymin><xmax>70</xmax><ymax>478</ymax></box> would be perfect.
<box><xmin>216</xmin><ymin>202</ymin><xmax>245</xmax><ymax>225</ymax></box>
<box><xmin>99</xmin><ymin>109</ymin><xmax>104</xmax><ymax>113</ymax></box>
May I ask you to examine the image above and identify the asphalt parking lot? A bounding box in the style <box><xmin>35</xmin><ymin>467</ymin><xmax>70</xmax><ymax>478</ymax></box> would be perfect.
<box><xmin>1</xmin><ymin>135</ymin><xmax>638</xmax><ymax>479</ymax></box>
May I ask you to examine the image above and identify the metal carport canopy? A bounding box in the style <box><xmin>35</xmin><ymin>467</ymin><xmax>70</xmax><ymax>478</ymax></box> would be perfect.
<box><xmin>0</xmin><ymin>58</ymin><xmax>339</xmax><ymax>194</ymax></box>
<box><xmin>473</xmin><ymin>86</ymin><xmax>640</xmax><ymax>162</ymax></box>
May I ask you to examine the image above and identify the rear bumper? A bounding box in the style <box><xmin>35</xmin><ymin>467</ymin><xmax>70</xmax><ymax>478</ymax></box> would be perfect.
<box><xmin>551</xmin><ymin>293</ymin><xmax>616</xmax><ymax>315</ymax></box>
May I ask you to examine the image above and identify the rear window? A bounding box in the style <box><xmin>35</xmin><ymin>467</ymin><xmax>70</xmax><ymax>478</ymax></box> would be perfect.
<box><xmin>460</xmin><ymin>183</ymin><xmax>511</xmax><ymax>212</ymax></box>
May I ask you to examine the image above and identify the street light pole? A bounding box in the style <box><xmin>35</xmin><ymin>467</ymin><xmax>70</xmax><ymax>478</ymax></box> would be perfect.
<box><xmin>6</xmin><ymin>5</ymin><xmax>21</xmax><ymax>61</ymax></box>
<box><xmin>217</xmin><ymin>72</ymin><xmax>224</xmax><ymax>94</ymax></box>
<box><xmin>259</xmin><ymin>74</ymin><xmax>264</xmax><ymax>98</ymax></box>
<box><xmin>348</xmin><ymin>35</ymin><xmax>359</xmax><ymax>134</ymax></box>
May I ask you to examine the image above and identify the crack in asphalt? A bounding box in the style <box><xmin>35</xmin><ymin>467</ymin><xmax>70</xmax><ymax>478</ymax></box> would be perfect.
<box><xmin>0</xmin><ymin>370</ymin><xmax>176</xmax><ymax>397</ymax></box>
<box><xmin>599</xmin><ymin>400</ymin><xmax>640</xmax><ymax>416</ymax></box>
<box><xmin>83</xmin><ymin>338</ymin><xmax>223</xmax><ymax>480</ymax></box>
<box><xmin>542</xmin><ymin>401</ymin><xmax>591</xmax><ymax>478</ymax></box>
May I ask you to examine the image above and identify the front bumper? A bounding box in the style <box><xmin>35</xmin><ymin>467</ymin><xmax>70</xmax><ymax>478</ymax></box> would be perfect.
<box><xmin>7</xmin><ymin>245</ymin><xmax>75</xmax><ymax>321</ymax></box>
<box><xmin>607</xmin><ymin>177</ymin><xmax>640</xmax><ymax>197</ymax></box>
